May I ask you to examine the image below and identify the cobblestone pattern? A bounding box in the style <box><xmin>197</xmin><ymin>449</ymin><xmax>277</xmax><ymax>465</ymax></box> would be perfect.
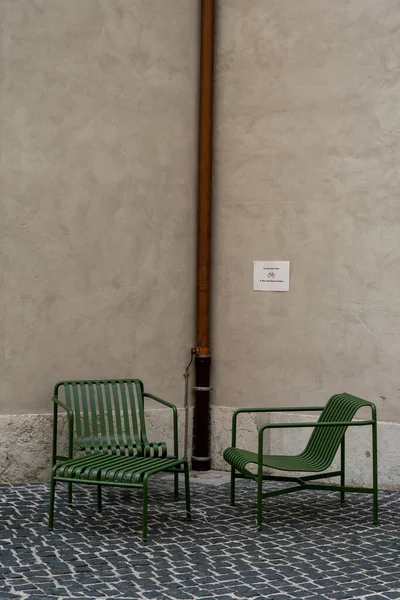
<box><xmin>0</xmin><ymin>477</ymin><xmax>400</xmax><ymax>600</ymax></box>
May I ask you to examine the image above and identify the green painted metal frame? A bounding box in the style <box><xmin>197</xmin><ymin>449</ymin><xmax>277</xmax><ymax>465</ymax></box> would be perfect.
<box><xmin>223</xmin><ymin>393</ymin><xmax>378</xmax><ymax>529</ymax></box>
<box><xmin>49</xmin><ymin>379</ymin><xmax>191</xmax><ymax>541</ymax></box>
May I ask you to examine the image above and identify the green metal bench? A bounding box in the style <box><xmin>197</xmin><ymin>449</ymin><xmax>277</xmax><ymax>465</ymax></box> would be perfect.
<box><xmin>223</xmin><ymin>392</ymin><xmax>378</xmax><ymax>528</ymax></box>
<box><xmin>49</xmin><ymin>379</ymin><xmax>190</xmax><ymax>541</ymax></box>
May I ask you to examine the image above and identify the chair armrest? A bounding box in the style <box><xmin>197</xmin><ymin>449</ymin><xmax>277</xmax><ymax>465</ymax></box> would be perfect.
<box><xmin>144</xmin><ymin>392</ymin><xmax>177</xmax><ymax>411</ymax></box>
<box><xmin>52</xmin><ymin>396</ymin><xmax>74</xmax><ymax>465</ymax></box>
<box><xmin>260</xmin><ymin>420</ymin><xmax>375</xmax><ymax>432</ymax></box>
<box><xmin>257</xmin><ymin>419</ymin><xmax>375</xmax><ymax>465</ymax></box>
<box><xmin>234</xmin><ymin>407</ymin><xmax>325</xmax><ymax>416</ymax></box>
<box><xmin>53</xmin><ymin>396</ymin><xmax>73</xmax><ymax>416</ymax></box>
<box><xmin>231</xmin><ymin>406</ymin><xmax>325</xmax><ymax>448</ymax></box>
<box><xmin>143</xmin><ymin>393</ymin><xmax>178</xmax><ymax>458</ymax></box>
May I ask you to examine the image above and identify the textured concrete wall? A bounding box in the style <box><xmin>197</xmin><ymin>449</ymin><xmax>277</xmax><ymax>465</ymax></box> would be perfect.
<box><xmin>213</xmin><ymin>0</ymin><xmax>400</xmax><ymax>422</ymax></box>
<box><xmin>0</xmin><ymin>0</ymin><xmax>197</xmax><ymax>414</ymax></box>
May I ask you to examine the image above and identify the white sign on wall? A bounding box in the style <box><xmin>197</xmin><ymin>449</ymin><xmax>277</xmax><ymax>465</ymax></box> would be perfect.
<box><xmin>253</xmin><ymin>261</ymin><xmax>290</xmax><ymax>292</ymax></box>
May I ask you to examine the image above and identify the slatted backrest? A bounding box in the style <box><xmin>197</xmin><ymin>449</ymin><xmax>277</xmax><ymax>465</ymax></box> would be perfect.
<box><xmin>300</xmin><ymin>393</ymin><xmax>373</xmax><ymax>470</ymax></box>
<box><xmin>55</xmin><ymin>379</ymin><xmax>150</xmax><ymax>456</ymax></box>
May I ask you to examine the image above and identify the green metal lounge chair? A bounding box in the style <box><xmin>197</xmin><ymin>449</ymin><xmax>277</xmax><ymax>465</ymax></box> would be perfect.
<box><xmin>49</xmin><ymin>379</ymin><xmax>191</xmax><ymax>541</ymax></box>
<box><xmin>223</xmin><ymin>392</ymin><xmax>378</xmax><ymax>528</ymax></box>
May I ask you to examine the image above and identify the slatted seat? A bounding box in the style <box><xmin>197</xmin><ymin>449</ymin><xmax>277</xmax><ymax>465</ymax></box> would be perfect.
<box><xmin>53</xmin><ymin>455</ymin><xmax>183</xmax><ymax>483</ymax></box>
<box><xmin>223</xmin><ymin>393</ymin><xmax>378</xmax><ymax>529</ymax></box>
<box><xmin>223</xmin><ymin>449</ymin><xmax>325</xmax><ymax>475</ymax></box>
<box><xmin>49</xmin><ymin>379</ymin><xmax>190</xmax><ymax>541</ymax></box>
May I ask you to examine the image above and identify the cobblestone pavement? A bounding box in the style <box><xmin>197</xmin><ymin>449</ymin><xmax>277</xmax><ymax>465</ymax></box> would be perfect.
<box><xmin>1</xmin><ymin>475</ymin><xmax>400</xmax><ymax>600</ymax></box>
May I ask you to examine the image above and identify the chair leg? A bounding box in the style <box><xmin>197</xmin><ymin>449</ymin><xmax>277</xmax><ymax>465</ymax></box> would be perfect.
<box><xmin>48</xmin><ymin>477</ymin><xmax>56</xmax><ymax>531</ymax></box>
<box><xmin>257</xmin><ymin>475</ymin><xmax>263</xmax><ymax>530</ymax></box>
<box><xmin>142</xmin><ymin>476</ymin><xmax>149</xmax><ymax>542</ymax></box>
<box><xmin>340</xmin><ymin>437</ymin><xmax>345</xmax><ymax>505</ymax></box>
<box><xmin>184</xmin><ymin>462</ymin><xmax>191</xmax><ymax>520</ymax></box>
<box><xmin>174</xmin><ymin>470</ymin><xmax>179</xmax><ymax>501</ymax></box>
<box><xmin>372</xmin><ymin>421</ymin><xmax>379</xmax><ymax>525</ymax></box>
<box><xmin>68</xmin><ymin>482</ymin><xmax>73</xmax><ymax>507</ymax></box>
<box><xmin>230</xmin><ymin>467</ymin><xmax>236</xmax><ymax>506</ymax></box>
<box><xmin>97</xmin><ymin>485</ymin><xmax>102</xmax><ymax>512</ymax></box>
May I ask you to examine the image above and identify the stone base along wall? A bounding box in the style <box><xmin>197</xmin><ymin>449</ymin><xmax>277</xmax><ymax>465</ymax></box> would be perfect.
<box><xmin>0</xmin><ymin>408</ymin><xmax>399</xmax><ymax>489</ymax></box>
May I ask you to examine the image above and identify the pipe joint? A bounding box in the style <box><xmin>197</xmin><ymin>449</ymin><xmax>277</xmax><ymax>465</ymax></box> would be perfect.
<box><xmin>195</xmin><ymin>346</ymin><xmax>211</xmax><ymax>356</ymax></box>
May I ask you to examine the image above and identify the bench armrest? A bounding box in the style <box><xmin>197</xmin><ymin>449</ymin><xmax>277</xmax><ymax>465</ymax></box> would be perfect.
<box><xmin>143</xmin><ymin>392</ymin><xmax>178</xmax><ymax>458</ymax></box>
<box><xmin>52</xmin><ymin>396</ymin><xmax>74</xmax><ymax>465</ymax></box>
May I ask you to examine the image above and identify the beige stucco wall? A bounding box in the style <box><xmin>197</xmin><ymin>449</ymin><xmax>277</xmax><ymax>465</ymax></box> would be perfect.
<box><xmin>1</xmin><ymin>0</ymin><xmax>400</xmax><ymax>485</ymax></box>
<box><xmin>213</xmin><ymin>0</ymin><xmax>400</xmax><ymax>422</ymax></box>
<box><xmin>0</xmin><ymin>0</ymin><xmax>198</xmax><ymax>414</ymax></box>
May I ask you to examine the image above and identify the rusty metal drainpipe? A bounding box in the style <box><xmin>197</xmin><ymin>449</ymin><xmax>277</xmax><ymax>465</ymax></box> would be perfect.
<box><xmin>192</xmin><ymin>0</ymin><xmax>216</xmax><ymax>471</ymax></box>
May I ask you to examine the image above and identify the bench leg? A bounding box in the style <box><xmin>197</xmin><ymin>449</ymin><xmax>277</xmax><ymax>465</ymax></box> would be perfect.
<box><xmin>97</xmin><ymin>485</ymin><xmax>102</xmax><ymax>512</ymax></box>
<box><xmin>174</xmin><ymin>470</ymin><xmax>179</xmax><ymax>501</ymax></box>
<box><xmin>184</xmin><ymin>462</ymin><xmax>191</xmax><ymax>520</ymax></box>
<box><xmin>340</xmin><ymin>438</ymin><xmax>346</xmax><ymax>505</ymax></box>
<box><xmin>257</xmin><ymin>475</ymin><xmax>263</xmax><ymax>530</ymax></box>
<box><xmin>372</xmin><ymin>421</ymin><xmax>379</xmax><ymax>525</ymax></box>
<box><xmin>230</xmin><ymin>467</ymin><xmax>236</xmax><ymax>506</ymax></box>
<box><xmin>68</xmin><ymin>483</ymin><xmax>73</xmax><ymax>507</ymax></box>
<box><xmin>142</xmin><ymin>476</ymin><xmax>149</xmax><ymax>542</ymax></box>
<box><xmin>48</xmin><ymin>477</ymin><xmax>56</xmax><ymax>531</ymax></box>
